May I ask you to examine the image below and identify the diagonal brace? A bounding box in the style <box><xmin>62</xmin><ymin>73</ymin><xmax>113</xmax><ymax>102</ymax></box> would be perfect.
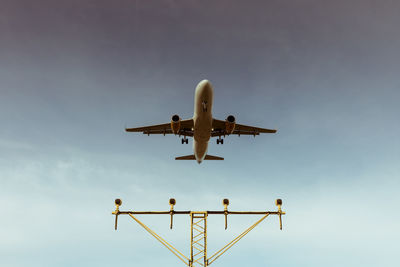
<box><xmin>207</xmin><ymin>214</ymin><xmax>270</xmax><ymax>265</ymax></box>
<box><xmin>128</xmin><ymin>214</ymin><xmax>189</xmax><ymax>266</ymax></box>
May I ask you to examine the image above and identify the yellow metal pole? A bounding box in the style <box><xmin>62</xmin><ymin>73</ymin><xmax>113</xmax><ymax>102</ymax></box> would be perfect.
<box><xmin>190</xmin><ymin>212</ymin><xmax>207</xmax><ymax>267</ymax></box>
<box><xmin>112</xmin><ymin>198</ymin><xmax>285</xmax><ymax>267</ymax></box>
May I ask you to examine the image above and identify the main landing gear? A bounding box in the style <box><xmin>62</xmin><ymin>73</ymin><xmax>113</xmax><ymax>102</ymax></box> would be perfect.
<box><xmin>181</xmin><ymin>138</ymin><xmax>188</xmax><ymax>144</ymax></box>
<box><xmin>216</xmin><ymin>137</ymin><xmax>224</xmax><ymax>145</ymax></box>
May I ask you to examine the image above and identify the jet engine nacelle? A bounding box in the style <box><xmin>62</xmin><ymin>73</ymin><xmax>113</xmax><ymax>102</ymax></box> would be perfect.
<box><xmin>225</xmin><ymin>115</ymin><xmax>236</xmax><ymax>134</ymax></box>
<box><xmin>171</xmin><ymin>114</ymin><xmax>181</xmax><ymax>134</ymax></box>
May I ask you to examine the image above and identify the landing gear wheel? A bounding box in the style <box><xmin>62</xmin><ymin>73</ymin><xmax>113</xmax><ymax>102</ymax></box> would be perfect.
<box><xmin>221</xmin><ymin>139</ymin><xmax>224</xmax><ymax>145</ymax></box>
<box><xmin>185</xmin><ymin>138</ymin><xmax>188</xmax><ymax>144</ymax></box>
<box><xmin>182</xmin><ymin>138</ymin><xmax>188</xmax><ymax>144</ymax></box>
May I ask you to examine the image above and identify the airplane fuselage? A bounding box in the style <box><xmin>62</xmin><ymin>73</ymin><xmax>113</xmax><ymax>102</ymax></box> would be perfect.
<box><xmin>125</xmin><ymin>79</ymin><xmax>277</xmax><ymax>162</ymax></box>
<box><xmin>193</xmin><ymin>80</ymin><xmax>213</xmax><ymax>163</ymax></box>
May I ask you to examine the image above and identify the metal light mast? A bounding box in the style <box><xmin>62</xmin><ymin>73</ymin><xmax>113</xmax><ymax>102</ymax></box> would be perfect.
<box><xmin>112</xmin><ymin>198</ymin><xmax>285</xmax><ymax>266</ymax></box>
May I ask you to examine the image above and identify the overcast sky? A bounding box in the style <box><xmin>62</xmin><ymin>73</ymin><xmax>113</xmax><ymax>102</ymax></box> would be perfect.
<box><xmin>1</xmin><ymin>1</ymin><xmax>399</xmax><ymax>266</ymax></box>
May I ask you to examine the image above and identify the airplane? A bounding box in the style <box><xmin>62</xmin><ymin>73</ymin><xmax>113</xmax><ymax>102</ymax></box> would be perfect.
<box><xmin>125</xmin><ymin>80</ymin><xmax>277</xmax><ymax>163</ymax></box>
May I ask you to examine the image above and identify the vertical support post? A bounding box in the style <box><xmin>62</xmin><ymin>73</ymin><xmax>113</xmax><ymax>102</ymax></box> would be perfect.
<box><xmin>169</xmin><ymin>198</ymin><xmax>176</xmax><ymax>229</ymax></box>
<box><xmin>275</xmin><ymin>199</ymin><xmax>283</xmax><ymax>230</ymax></box>
<box><xmin>113</xmin><ymin>199</ymin><xmax>122</xmax><ymax>230</ymax></box>
<box><xmin>222</xmin><ymin>199</ymin><xmax>229</xmax><ymax>230</ymax></box>
<box><xmin>190</xmin><ymin>212</ymin><xmax>208</xmax><ymax>267</ymax></box>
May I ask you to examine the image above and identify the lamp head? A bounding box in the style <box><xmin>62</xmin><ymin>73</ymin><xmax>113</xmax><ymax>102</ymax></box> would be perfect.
<box><xmin>169</xmin><ymin>198</ymin><xmax>176</xmax><ymax>206</ymax></box>
<box><xmin>275</xmin><ymin>199</ymin><xmax>282</xmax><ymax>206</ymax></box>
<box><xmin>223</xmin><ymin>198</ymin><xmax>229</xmax><ymax>207</ymax></box>
<box><xmin>115</xmin><ymin>198</ymin><xmax>122</xmax><ymax>206</ymax></box>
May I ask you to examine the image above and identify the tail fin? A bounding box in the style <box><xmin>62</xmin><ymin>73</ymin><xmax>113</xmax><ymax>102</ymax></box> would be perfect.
<box><xmin>175</xmin><ymin>155</ymin><xmax>224</xmax><ymax>160</ymax></box>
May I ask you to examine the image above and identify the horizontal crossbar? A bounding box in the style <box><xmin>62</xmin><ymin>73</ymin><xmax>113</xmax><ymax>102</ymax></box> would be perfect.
<box><xmin>117</xmin><ymin>211</ymin><xmax>283</xmax><ymax>215</ymax></box>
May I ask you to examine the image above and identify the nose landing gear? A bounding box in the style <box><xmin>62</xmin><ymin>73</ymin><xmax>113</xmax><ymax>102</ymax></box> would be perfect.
<box><xmin>202</xmin><ymin>101</ymin><xmax>208</xmax><ymax>112</ymax></box>
<box><xmin>181</xmin><ymin>137</ymin><xmax>189</xmax><ymax>144</ymax></box>
<box><xmin>216</xmin><ymin>137</ymin><xmax>224</xmax><ymax>145</ymax></box>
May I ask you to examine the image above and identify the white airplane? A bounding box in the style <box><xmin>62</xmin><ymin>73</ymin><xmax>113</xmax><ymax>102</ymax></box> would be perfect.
<box><xmin>126</xmin><ymin>80</ymin><xmax>277</xmax><ymax>163</ymax></box>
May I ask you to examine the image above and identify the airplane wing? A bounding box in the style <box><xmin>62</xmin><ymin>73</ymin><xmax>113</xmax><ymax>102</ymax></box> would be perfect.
<box><xmin>211</xmin><ymin>119</ymin><xmax>277</xmax><ymax>137</ymax></box>
<box><xmin>126</xmin><ymin>119</ymin><xmax>194</xmax><ymax>136</ymax></box>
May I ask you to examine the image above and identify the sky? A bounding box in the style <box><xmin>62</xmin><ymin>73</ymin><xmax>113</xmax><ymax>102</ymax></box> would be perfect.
<box><xmin>0</xmin><ymin>0</ymin><xmax>399</xmax><ymax>266</ymax></box>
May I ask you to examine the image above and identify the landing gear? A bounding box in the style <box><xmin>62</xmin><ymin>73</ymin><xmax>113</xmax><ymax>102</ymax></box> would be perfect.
<box><xmin>216</xmin><ymin>138</ymin><xmax>224</xmax><ymax>145</ymax></box>
<box><xmin>181</xmin><ymin>138</ymin><xmax>188</xmax><ymax>144</ymax></box>
<box><xmin>202</xmin><ymin>100</ymin><xmax>208</xmax><ymax>112</ymax></box>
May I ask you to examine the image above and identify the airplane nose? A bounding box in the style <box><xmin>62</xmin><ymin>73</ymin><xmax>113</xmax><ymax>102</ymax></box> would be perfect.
<box><xmin>197</xmin><ymin>79</ymin><xmax>211</xmax><ymax>88</ymax></box>
<box><xmin>199</xmin><ymin>79</ymin><xmax>210</xmax><ymax>86</ymax></box>
<box><xmin>196</xmin><ymin>79</ymin><xmax>213</xmax><ymax>94</ymax></box>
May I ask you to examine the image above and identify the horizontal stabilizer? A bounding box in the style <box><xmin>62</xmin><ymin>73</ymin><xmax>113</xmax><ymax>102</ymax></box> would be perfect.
<box><xmin>175</xmin><ymin>154</ymin><xmax>224</xmax><ymax>160</ymax></box>
<box><xmin>204</xmin><ymin>155</ymin><xmax>224</xmax><ymax>160</ymax></box>
<box><xmin>175</xmin><ymin>155</ymin><xmax>196</xmax><ymax>160</ymax></box>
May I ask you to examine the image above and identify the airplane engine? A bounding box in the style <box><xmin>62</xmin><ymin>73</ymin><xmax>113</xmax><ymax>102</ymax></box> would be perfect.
<box><xmin>225</xmin><ymin>115</ymin><xmax>236</xmax><ymax>134</ymax></box>
<box><xmin>171</xmin><ymin>114</ymin><xmax>181</xmax><ymax>134</ymax></box>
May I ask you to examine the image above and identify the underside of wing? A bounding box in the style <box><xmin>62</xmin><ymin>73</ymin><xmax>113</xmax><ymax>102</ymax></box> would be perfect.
<box><xmin>211</xmin><ymin>118</ymin><xmax>277</xmax><ymax>137</ymax></box>
<box><xmin>126</xmin><ymin>119</ymin><xmax>194</xmax><ymax>136</ymax></box>
<box><xmin>231</xmin><ymin>123</ymin><xmax>277</xmax><ymax>135</ymax></box>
